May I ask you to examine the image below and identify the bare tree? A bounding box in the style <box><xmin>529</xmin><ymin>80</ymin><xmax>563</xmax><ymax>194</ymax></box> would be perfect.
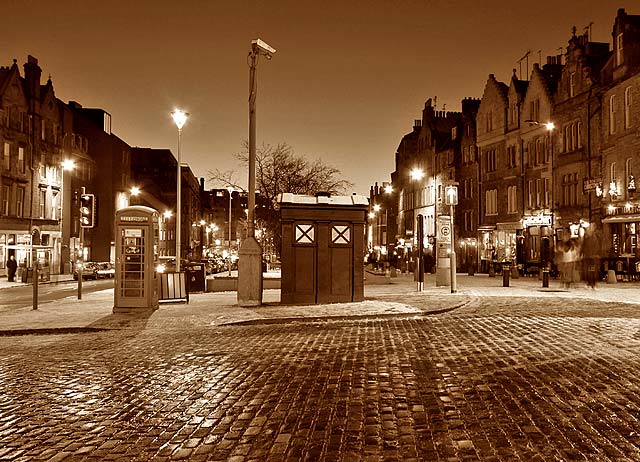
<box><xmin>208</xmin><ymin>142</ymin><xmax>353</xmax><ymax>258</ymax></box>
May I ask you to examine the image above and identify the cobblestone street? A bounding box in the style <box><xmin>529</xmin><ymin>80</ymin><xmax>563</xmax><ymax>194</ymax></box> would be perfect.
<box><xmin>2</xmin><ymin>291</ymin><xmax>640</xmax><ymax>461</ymax></box>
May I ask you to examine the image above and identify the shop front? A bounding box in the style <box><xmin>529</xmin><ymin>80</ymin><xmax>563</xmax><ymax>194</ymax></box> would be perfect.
<box><xmin>521</xmin><ymin>214</ymin><xmax>553</xmax><ymax>275</ymax></box>
<box><xmin>0</xmin><ymin>231</ymin><xmax>56</xmax><ymax>281</ymax></box>
<box><xmin>602</xmin><ymin>212</ymin><xmax>640</xmax><ymax>280</ymax></box>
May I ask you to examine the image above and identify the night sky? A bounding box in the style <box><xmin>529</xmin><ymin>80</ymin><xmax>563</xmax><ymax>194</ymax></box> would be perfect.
<box><xmin>2</xmin><ymin>0</ymin><xmax>629</xmax><ymax>194</ymax></box>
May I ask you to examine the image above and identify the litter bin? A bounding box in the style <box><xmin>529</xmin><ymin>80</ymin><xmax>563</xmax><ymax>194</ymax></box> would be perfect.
<box><xmin>185</xmin><ymin>263</ymin><xmax>205</xmax><ymax>293</ymax></box>
<box><xmin>502</xmin><ymin>262</ymin><xmax>510</xmax><ymax>287</ymax></box>
<box><xmin>542</xmin><ymin>268</ymin><xmax>550</xmax><ymax>287</ymax></box>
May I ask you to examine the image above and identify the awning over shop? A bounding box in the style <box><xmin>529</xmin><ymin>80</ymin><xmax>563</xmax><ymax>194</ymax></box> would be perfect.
<box><xmin>603</xmin><ymin>214</ymin><xmax>640</xmax><ymax>223</ymax></box>
<box><xmin>497</xmin><ymin>221</ymin><xmax>523</xmax><ymax>231</ymax></box>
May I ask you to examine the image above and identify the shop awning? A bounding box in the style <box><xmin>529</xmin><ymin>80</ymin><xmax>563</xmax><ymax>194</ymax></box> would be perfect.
<box><xmin>603</xmin><ymin>214</ymin><xmax>640</xmax><ymax>223</ymax></box>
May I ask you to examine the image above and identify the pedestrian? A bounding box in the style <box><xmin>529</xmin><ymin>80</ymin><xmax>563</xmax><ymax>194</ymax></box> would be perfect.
<box><xmin>6</xmin><ymin>255</ymin><xmax>17</xmax><ymax>282</ymax></box>
<box><xmin>582</xmin><ymin>227</ymin><xmax>602</xmax><ymax>289</ymax></box>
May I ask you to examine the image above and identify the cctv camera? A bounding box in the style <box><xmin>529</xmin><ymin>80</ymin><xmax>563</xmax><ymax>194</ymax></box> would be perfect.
<box><xmin>252</xmin><ymin>38</ymin><xmax>276</xmax><ymax>55</ymax></box>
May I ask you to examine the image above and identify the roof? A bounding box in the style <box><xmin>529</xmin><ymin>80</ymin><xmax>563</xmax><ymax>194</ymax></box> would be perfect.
<box><xmin>279</xmin><ymin>193</ymin><xmax>369</xmax><ymax>206</ymax></box>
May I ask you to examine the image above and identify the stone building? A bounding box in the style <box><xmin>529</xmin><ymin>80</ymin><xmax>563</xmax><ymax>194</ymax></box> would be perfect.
<box><xmin>0</xmin><ymin>56</ymin><xmax>75</xmax><ymax>278</ymax></box>
<box><xmin>600</xmin><ymin>8</ymin><xmax>640</xmax><ymax>274</ymax></box>
<box><xmin>552</xmin><ymin>29</ymin><xmax>609</xmax><ymax>247</ymax></box>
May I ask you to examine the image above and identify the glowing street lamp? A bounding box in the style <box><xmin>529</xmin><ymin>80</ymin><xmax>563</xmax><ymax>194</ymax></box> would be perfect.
<box><xmin>410</xmin><ymin>168</ymin><xmax>424</xmax><ymax>181</ymax></box>
<box><xmin>171</xmin><ymin>109</ymin><xmax>189</xmax><ymax>273</ymax></box>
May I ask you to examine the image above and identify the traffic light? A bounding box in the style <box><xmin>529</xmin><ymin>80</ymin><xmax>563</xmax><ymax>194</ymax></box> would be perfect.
<box><xmin>80</xmin><ymin>193</ymin><xmax>95</xmax><ymax>228</ymax></box>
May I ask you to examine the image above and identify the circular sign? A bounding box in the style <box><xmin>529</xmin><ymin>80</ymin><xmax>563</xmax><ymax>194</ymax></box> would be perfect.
<box><xmin>440</xmin><ymin>225</ymin><xmax>450</xmax><ymax>236</ymax></box>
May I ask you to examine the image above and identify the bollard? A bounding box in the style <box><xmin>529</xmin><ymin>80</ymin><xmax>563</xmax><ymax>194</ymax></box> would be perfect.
<box><xmin>542</xmin><ymin>268</ymin><xmax>549</xmax><ymax>288</ymax></box>
<box><xmin>502</xmin><ymin>264</ymin><xmax>510</xmax><ymax>287</ymax></box>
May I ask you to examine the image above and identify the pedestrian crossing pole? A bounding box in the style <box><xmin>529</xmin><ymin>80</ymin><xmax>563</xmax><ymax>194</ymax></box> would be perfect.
<box><xmin>445</xmin><ymin>184</ymin><xmax>459</xmax><ymax>294</ymax></box>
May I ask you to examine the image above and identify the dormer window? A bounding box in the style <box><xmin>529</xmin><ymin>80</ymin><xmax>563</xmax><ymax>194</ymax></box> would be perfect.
<box><xmin>616</xmin><ymin>33</ymin><xmax>624</xmax><ymax>66</ymax></box>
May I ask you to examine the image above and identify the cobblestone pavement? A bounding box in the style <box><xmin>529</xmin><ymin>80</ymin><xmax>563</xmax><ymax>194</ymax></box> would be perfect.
<box><xmin>3</xmin><ymin>294</ymin><xmax>640</xmax><ymax>461</ymax></box>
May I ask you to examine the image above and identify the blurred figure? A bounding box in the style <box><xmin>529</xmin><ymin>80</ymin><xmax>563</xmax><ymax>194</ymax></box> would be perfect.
<box><xmin>6</xmin><ymin>255</ymin><xmax>17</xmax><ymax>282</ymax></box>
<box><xmin>582</xmin><ymin>227</ymin><xmax>602</xmax><ymax>289</ymax></box>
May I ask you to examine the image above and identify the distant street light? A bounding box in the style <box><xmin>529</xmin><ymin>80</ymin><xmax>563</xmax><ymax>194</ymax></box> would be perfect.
<box><xmin>171</xmin><ymin>109</ymin><xmax>188</xmax><ymax>273</ymax></box>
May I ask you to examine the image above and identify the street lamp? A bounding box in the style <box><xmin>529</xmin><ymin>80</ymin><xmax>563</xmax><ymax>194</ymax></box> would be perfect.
<box><xmin>61</xmin><ymin>160</ymin><xmax>75</xmax><ymax>275</ymax></box>
<box><xmin>171</xmin><ymin>109</ymin><xmax>188</xmax><ymax>273</ymax></box>
<box><xmin>239</xmin><ymin>38</ymin><xmax>275</xmax><ymax>306</ymax></box>
<box><xmin>227</xmin><ymin>186</ymin><xmax>234</xmax><ymax>276</ymax></box>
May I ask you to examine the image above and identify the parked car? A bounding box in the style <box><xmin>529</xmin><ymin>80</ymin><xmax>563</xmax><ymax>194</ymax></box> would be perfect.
<box><xmin>155</xmin><ymin>258</ymin><xmax>189</xmax><ymax>273</ymax></box>
<box><xmin>95</xmin><ymin>262</ymin><xmax>115</xmax><ymax>279</ymax></box>
<box><xmin>73</xmin><ymin>262</ymin><xmax>99</xmax><ymax>280</ymax></box>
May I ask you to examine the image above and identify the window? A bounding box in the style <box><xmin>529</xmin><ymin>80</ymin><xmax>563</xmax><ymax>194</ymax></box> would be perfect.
<box><xmin>625</xmin><ymin>86</ymin><xmax>632</xmax><ymax>129</ymax></box>
<box><xmin>507</xmin><ymin>145</ymin><xmax>517</xmax><ymax>168</ymax></box>
<box><xmin>451</xmin><ymin>127</ymin><xmax>457</xmax><ymax>140</ymax></box>
<box><xmin>616</xmin><ymin>32</ymin><xmax>624</xmax><ymax>67</ymax></box>
<box><xmin>464</xmin><ymin>211</ymin><xmax>473</xmax><ymax>232</ymax></box>
<box><xmin>17</xmin><ymin>147</ymin><xmax>24</xmax><ymax>174</ymax></box>
<box><xmin>16</xmin><ymin>187</ymin><xmax>24</xmax><ymax>218</ymax></box>
<box><xmin>611</xmin><ymin>162</ymin><xmax>617</xmax><ymax>183</ymax></box>
<box><xmin>51</xmin><ymin>192</ymin><xmax>58</xmax><ymax>220</ymax></box>
<box><xmin>39</xmin><ymin>189</ymin><xmax>46</xmax><ymax>219</ymax></box>
<box><xmin>561</xmin><ymin>174</ymin><xmax>579</xmax><ymax>207</ymax></box>
<box><xmin>569</xmin><ymin>72</ymin><xmax>576</xmax><ymax>98</ymax></box>
<box><xmin>485</xmin><ymin>189</ymin><xmax>497</xmax><ymax>216</ymax></box>
<box><xmin>626</xmin><ymin>158</ymin><xmax>633</xmax><ymax>198</ymax></box>
<box><xmin>544</xmin><ymin>178</ymin><xmax>550</xmax><ymax>207</ymax></box>
<box><xmin>507</xmin><ymin>185</ymin><xmax>517</xmax><ymax>213</ymax></box>
<box><xmin>3</xmin><ymin>142</ymin><xmax>9</xmax><ymax>171</ymax></box>
<box><xmin>529</xmin><ymin>98</ymin><xmax>540</xmax><ymax>121</ymax></box>
<box><xmin>535</xmin><ymin>138</ymin><xmax>542</xmax><ymax>165</ymax></box>
<box><xmin>610</xmin><ymin>95</ymin><xmax>617</xmax><ymax>135</ymax></box>
<box><xmin>486</xmin><ymin>111</ymin><xmax>493</xmax><ymax>132</ymax></box>
<box><xmin>41</xmin><ymin>119</ymin><xmax>46</xmax><ymax>141</ymax></box>
<box><xmin>485</xmin><ymin>149</ymin><xmax>497</xmax><ymax>173</ymax></box>
<box><xmin>576</xmin><ymin>122</ymin><xmax>582</xmax><ymax>149</ymax></box>
<box><xmin>1</xmin><ymin>186</ymin><xmax>8</xmax><ymax>216</ymax></box>
<box><xmin>527</xmin><ymin>180</ymin><xmax>534</xmax><ymax>208</ymax></box>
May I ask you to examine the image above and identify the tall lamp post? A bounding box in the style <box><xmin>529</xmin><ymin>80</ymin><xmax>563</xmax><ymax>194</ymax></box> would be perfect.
<box><xmin>238</xmin><ymin>38</ymin><xmax>275</xmax><ymax>306</ymax></box>
<box><xmin>61</xmin><ymin>159</ymin><xmax>75</xmax><ymax>275</ymax></box>
<box><xmin>227</xmin><ymin>186</ymin><xmax>234</xmax><ymax>276</ymax></box>
<box><xmin>171</xmin><ymin>109</ymin><xmax>188</xmax><ymax>273</ymax></box>
<box><xmin>410</xmin><ymin>168</ymin><xmax>425</xmax><ymax>290</ymax></box>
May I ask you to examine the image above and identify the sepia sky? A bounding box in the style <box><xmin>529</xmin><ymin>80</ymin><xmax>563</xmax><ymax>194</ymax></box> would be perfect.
<box><xmin>1</xmin><ymin>0</ymin><xmax>630</xmax><ymax>194</ymax></box>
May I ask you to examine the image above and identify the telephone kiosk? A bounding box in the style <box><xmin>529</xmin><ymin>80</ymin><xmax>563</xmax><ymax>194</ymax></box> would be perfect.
<box><xmin>114</xmin><ymin>206</ymin><xmax>159</xmax><ymax>312</ymax></box>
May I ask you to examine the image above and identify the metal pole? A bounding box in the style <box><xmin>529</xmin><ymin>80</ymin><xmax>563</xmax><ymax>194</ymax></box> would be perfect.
<box><xmin>77</xmin><ymin>186</ymin><xmax>84</xmax><ymax>300</ymax></box>
<box><xmin>228</xmin><ymin>191</ymin><xmax>232</xmax><ymax>276</ymax></box>
<box><xmin>248</xmin><ymin>50</ymin><xmax>257</xmax><ymax>238</ymax></box>
<box><xmin>417</xmin><ymin>214</ymin><xmax>424</xmax><ymax>291</ymax></box>
<box><xmin>176</xmin><ymin>127</ymin><xmax>182</xmax><ymax>273</ymax></box>
<box><xmin>78</xmin><ymin>226</ymin><xmax>83</xmax><ymax>300</ymax></box>
<box><xmin>450</xmin><ymin>204</ymin><xmax>457</xmax><ymax>293</ymax></box>
<box><xmin>32</xmin><ymin>241</ymin><xmax>38</xmax><ymax>310</ymax></box>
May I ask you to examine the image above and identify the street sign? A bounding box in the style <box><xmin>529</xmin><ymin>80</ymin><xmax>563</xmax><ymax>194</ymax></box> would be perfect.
<box><xmin>438</xmin><ymin>216</ymin><xmax>452</xmax><ymax>244</ymax></box>
<box><xmin>583</xmin><ymin>177</ymin><xmax>602</xmax><ymax>192</ymax></box>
